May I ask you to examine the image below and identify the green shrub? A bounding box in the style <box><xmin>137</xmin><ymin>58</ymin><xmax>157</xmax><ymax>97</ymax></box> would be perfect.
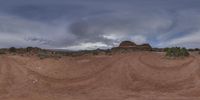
<box><xmin>165</xmin><ymin>47</ymin><xmax>189</xmax><ymax>57</ymax></box>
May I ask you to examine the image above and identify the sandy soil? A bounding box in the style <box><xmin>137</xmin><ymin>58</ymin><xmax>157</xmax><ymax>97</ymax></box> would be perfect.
<box><xmin>0</xmin><ymin>51</ymin><xmax>200</xmax><ymax>100</ymax></box>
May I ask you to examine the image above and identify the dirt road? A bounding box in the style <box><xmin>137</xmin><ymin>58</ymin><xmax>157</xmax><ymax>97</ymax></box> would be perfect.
<box><xmin>0</xmin><ymin>52</ymin><xmax>200</xmax><ymax>100</ymax></box>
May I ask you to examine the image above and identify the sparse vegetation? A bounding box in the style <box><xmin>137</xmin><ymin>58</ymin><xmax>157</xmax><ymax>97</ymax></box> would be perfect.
<box><xmin>9</xmin><ymin>47</ymin><xmax>17</xmax><ymax>52</ymax></box>
<box><xmin>165</xmin><ymin>47</ymin><xmax>189</xmax><ymax>57</ymax></box>
<box><xmin>26</xmin><ymin>47</ymin><xmax>34</xmax><ymax>52</ymax></box>
<box><xmin>37</xmin><ymin>51</ymin><xmax>61</xmax><ymax>59</ymax></box>
<box><xmin>37</xmin><ymin>51</ymin><xmax>51</xmax><ymax>59</ymax></box>
<box><xmin>194</xmin><ymin>48</ymin><xmax>199</xmax><ymax>51</ymax></box>
<box><xmin>188</xmin><ymin>48</ymin><xmax>200</xmax><ymax>51</ymax></box>
<box><xmin>0</xmin><ymin>51</ymin><xmax>6</xmax><ymax>55</ymax></box>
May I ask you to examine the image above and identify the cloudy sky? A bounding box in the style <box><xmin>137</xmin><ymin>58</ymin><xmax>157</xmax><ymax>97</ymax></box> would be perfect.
<box><xmin>0</xmin><ymin>0</ymin><xmax>200</xmax><ymax>50</ymax></box>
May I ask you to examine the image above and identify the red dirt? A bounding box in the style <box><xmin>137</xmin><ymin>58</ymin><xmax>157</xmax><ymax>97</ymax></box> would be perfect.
<box><xmin>0</xmin><ymin>52</ymin><xmax>200</xmax><ymax>100</ymax></box>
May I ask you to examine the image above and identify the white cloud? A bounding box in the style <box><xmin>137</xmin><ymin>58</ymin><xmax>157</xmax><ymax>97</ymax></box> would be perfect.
<box><xmin>62</xmin><ymin>42</ymin><xmax>111</xmax><ymax>50</ymax></box>
<box><xmin>0</xmin><ymin>14</ymin><xmax>76</xmax><ymax>48</ymax></box>
<box><xmin>1</xmin><ymin>0</ymin><xmax>200</xmax><ymax>49</ymax></box>
<box><xmin>130</xmin><ymin>35</ymin><xmax>147</xmax><ymax>44</ymax></box>
<box><xmin>158</xmin><ymin>31</ymin><xmax>200</xmax><ymax>48</ymax></box>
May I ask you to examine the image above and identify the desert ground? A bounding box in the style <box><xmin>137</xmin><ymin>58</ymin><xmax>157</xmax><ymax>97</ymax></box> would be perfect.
<box><xmin>0</xmin><ymin>51</ymin><xmax>200</xmax><ymax>100</ymax></box>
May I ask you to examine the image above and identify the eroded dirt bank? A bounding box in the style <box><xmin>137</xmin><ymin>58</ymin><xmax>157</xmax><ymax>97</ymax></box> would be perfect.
<box><xmin>0</xmin><ymin>52</ymin><xmax>200</xmax><ymax>100</ymax></box>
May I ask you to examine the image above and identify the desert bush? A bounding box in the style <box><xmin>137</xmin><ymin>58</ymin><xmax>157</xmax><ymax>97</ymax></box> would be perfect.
<box><xmin>37</xmin><ymin>52</ymin><xmax>50</xmax><ymax>59</ymax></box>
<box><xmin>37</xmin><ymin>51</ymin><xmax>61</xmax><ymax>59</ymax></box>
<box><xmin>26</xmin><ymin>47</ymin><xmax>34</xmax><ymax>52</ymax></box>
<box><xmin>165</xmin><ymin>47</ymin><xmax>189</xmax><ymax>57</ymax></box>
<box><xmin>194</xmin><ymin>48</ymin><xmax>199</xmax><ymax>51</ymax></box>
<box><xmin>188</xmin><ymin>48</ymin><xmax>200</xmax><ymax>51</ymax></box>
<box><xmin>0</xmin><ymin>51</ymin><xmax>6</xmax><ymax>55</ymax></box>
<box><xmin>164</xmin><ymin>48</ymin><xmax>169</xmax><ymax>52</ymax></box>
<box><xmin>9</xmin><ymin>47</ymin><xmax>17</xmax><ymax>52</ymax></box>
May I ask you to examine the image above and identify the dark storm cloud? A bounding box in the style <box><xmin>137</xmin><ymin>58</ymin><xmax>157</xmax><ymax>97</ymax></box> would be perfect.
<box><xmin>0</xmin><ymin>0</ymin><xmax>200</xmax><ymax>49</ymax></box>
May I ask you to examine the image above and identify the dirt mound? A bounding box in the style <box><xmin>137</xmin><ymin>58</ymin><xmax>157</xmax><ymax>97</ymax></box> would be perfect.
<box><xmin>0</xmin><ymin>52</ymin><xmax>200</xmax><ymax>100</ymax></box>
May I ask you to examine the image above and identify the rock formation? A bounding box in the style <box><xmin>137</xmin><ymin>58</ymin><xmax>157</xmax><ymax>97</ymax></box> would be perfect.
<box><xmin>119</xmin><ymin>41</ymin><xmax>137</xmax><ymax>48</ymax></box>
<box><xmin>111</xmin><ymin>41</ymin><xmax>152</xmax><ymax>53</ymax></box>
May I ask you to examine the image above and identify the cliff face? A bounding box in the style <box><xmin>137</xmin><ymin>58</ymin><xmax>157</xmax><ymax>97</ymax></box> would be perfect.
<box><xmin>111</xmin><ymin>41</ymin><xmax>152</xmax><ymax>53</ymax></box>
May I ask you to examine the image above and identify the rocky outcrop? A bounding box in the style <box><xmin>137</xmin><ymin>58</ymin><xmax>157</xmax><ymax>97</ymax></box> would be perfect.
<box><xmin>119</xmin><ymin>41</ymin><xmax>137</xmax><ymax>48</ymax></box>
<box><xmin>138</xmin><ymin>43</ymin><xmax>152</xmax><ymax>51</ymax></box>
<box><xmin>111</xmin><ymin>41</ymin><xmax>152</xmax><ymax>53</ymax></box>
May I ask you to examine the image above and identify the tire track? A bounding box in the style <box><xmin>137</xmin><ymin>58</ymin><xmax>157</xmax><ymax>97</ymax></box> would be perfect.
<box><xmin>125</xmin><ymin>53</ymin><xmax>198</xmax><ymax>91</ymax></box>
<box><xmin>0</xmin><ymin>56</ymin><xmax>15</xmax><ymax>96</ymax></box>
<box><xmin>6</xmin><ymin>56</ymin><xmax>122</xmax><ymax>88</ymax></box>
<box><xmin>139</xmin><ymin>55</ymin><xmax>195</xmax><ymax>70</ymax></box>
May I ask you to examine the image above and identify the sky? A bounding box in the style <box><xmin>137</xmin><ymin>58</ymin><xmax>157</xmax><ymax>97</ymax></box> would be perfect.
<box><xmin>0</xmin><ymin>0</ymin><xmax>200</xmax><ymax>50</ymax></box>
